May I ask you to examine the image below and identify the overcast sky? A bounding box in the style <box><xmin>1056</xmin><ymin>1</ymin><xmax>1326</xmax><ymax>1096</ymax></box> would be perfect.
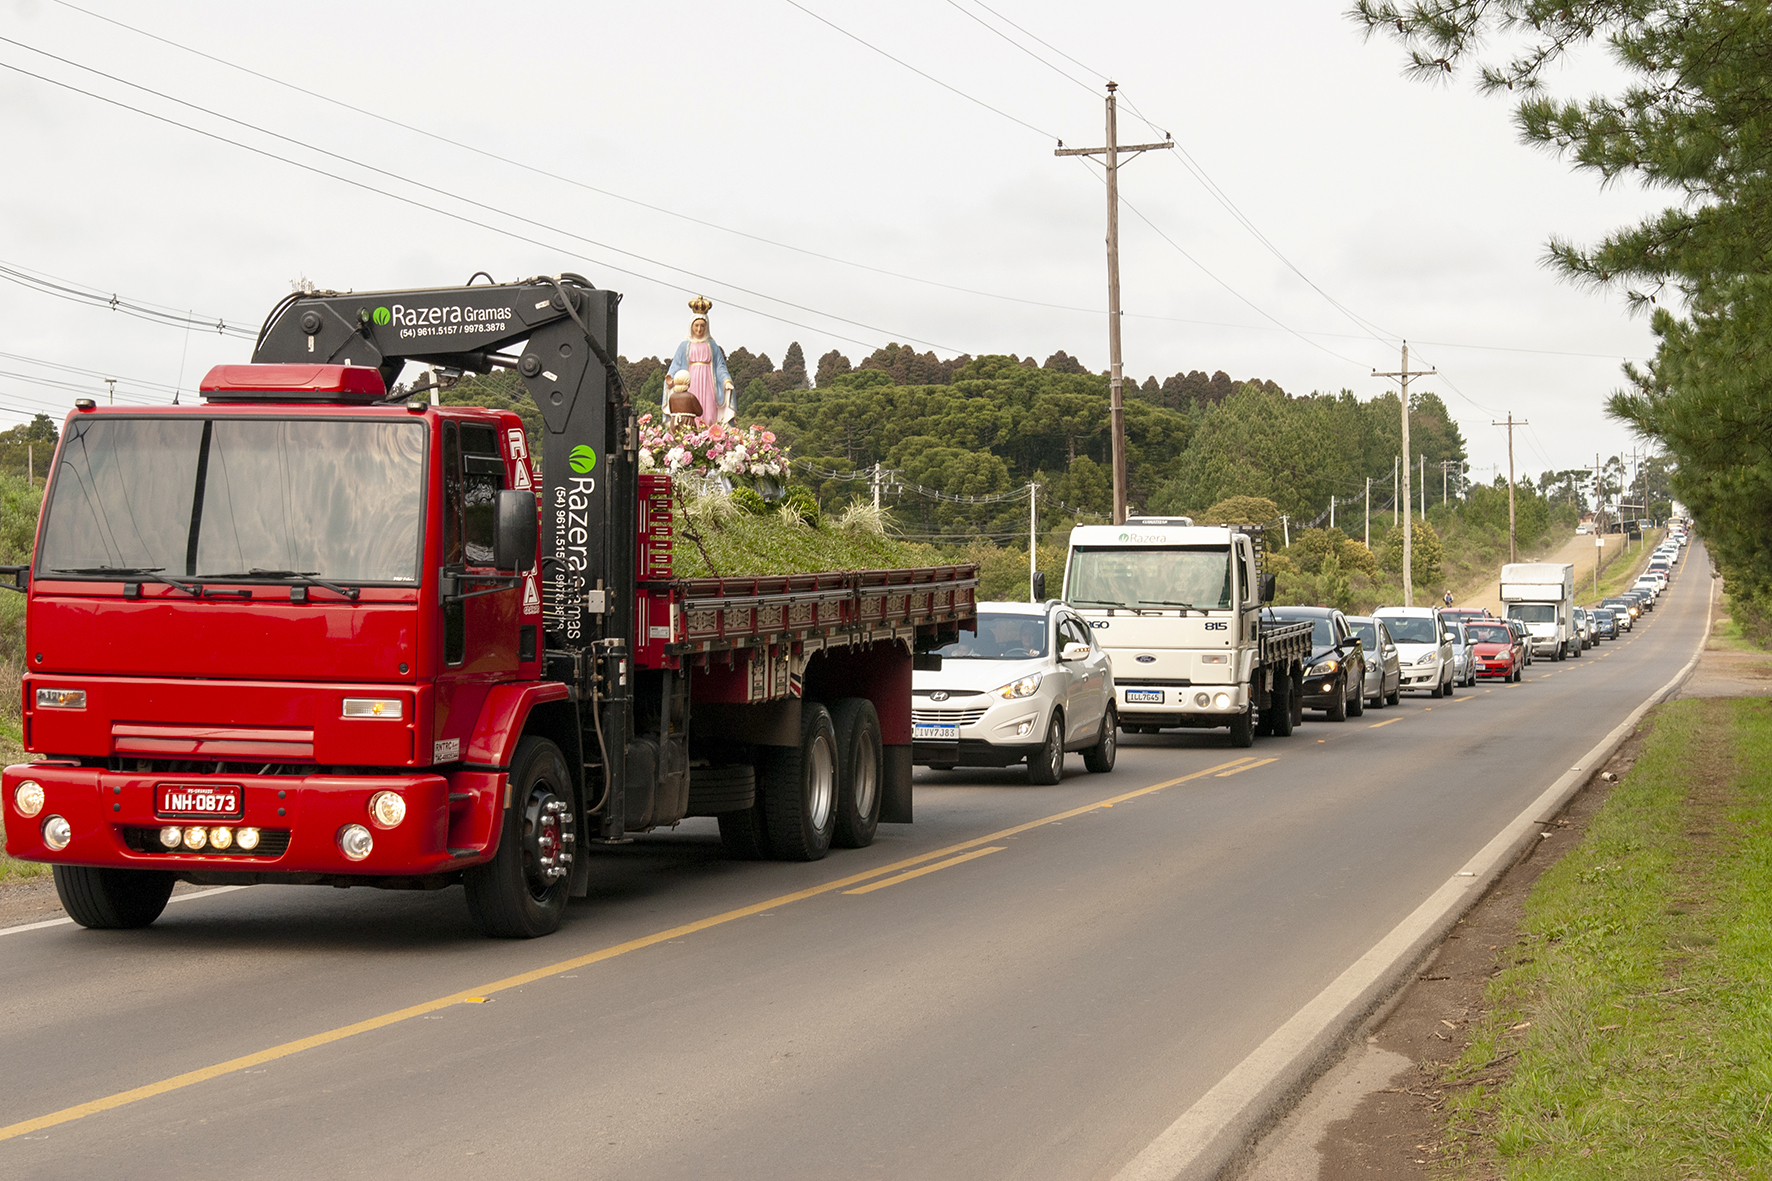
<box><xmin>0</xmin><ymin>0</ymin><xmax>1668</xmax><ymax>485</ymax></box>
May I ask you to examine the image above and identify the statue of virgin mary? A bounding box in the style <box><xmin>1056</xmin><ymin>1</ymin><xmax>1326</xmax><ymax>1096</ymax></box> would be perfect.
<box><xmin>665</xmin><ymin>296</ymin><xmax>735</xmax><ymax>426</ymax></box>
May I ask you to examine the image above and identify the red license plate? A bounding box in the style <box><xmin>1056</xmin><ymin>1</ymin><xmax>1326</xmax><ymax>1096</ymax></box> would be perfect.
<box><xmin>156</xmin><ymin>784</ymin><xmax>243</xmax><ymax>819</ymax></box>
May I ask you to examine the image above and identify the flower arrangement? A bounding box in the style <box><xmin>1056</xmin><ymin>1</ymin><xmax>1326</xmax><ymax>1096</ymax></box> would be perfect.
<box><xmin>635</xmin><ymin>415</ymin><xmax>789</xmax><ymax>488</ymax></box>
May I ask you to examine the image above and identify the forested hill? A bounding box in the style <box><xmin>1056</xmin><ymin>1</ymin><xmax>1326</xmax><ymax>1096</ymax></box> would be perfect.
<box><xmin>444</xmin><ymin>343</ymin><xmax>1468</xmax><ymax>543</ymax></box>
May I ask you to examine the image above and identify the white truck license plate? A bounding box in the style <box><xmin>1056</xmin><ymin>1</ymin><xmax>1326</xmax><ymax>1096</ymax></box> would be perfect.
<box><xmin>1125</xmin><ymin>689</ymin><xmax>1165</xmax><ymax>704</ymax></box>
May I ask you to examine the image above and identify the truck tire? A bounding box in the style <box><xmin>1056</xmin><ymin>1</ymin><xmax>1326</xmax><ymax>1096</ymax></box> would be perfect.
<box><xmin>1027</xmin><ymin>711</ymin><xmax>1065</xmax><ymax>785</ymax></box>
<box><xmin>830</xmin><ymin>698</ymin><xmax>882</xmax><ymax>848</ymax></box>
<box><xmin>688</xmin><ymin>764</ymin><xmax>755</xmax><ymax>815</ymax></box>
<box><xmin>1269</xmin><ymin>676</ymin><xmax>1295</xmax><ymax>737</ymax></box>
<box><xmin>53</xmin><ymin>865</ymin><xmax>174</xmax><ymax>929</ymax></box>
<box><xmin>1084</xmin><ymin>705</ymin><xmax>1118</xmax><ymax>772</ymax></box>
<box><xmin>464</xmin><ymin>736</ymin><xmax>575</xmax><ymax>939</ymax></box>
<box><xmin>1291</xmin><ymin>672</ymin><xmax>1306</xmax><ymax>728</ymax></box>
<box><xmin>1326</xmin><ymin>677</ymin><xmax>1348</xmax><ymax>722</ymax></box>
<box><xmin>1229</xmin><ymin>700</ymin><xmax>1255</xmax><ymax>747</ymax></box>
<box><xmin>758</xmin><ymin>703</ymin><xmax>838</xmax><ymax>861</ymax></box>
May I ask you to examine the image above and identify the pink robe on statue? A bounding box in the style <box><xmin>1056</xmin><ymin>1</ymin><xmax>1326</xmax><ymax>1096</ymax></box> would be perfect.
<box><xmin>687</xmin><ymin>340</ymin><xmax>719</xmax><ymax>426</ymax></box>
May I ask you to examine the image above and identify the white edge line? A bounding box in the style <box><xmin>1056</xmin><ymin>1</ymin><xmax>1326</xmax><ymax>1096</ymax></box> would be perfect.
<box><xmin>1112</xmin><ymin>566</ymin><xmax>1716</xmax><ymax>1181</ymax></box>
<box><xmin>0</xmin><ymin>885</ymin><xmax>244</xmax><ymax>938</ymax></box>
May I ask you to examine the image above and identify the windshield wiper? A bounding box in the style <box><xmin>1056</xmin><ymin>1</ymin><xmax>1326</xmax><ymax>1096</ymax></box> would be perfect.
<box><xmin>205</xmin><ymin>569</ymin><xmax>361</xmax><ymax>601</ymax></box>
<box><xmin>1070</xmin><ymin>597</ymin><xmax>1127</xmax><ymax>610</ymax></box>
<box><xmin>1137</xmin><ymin>599</ymin><xmax>1224</xmax><ymax>616</ymax></box>
<box><xmin>47</xmin><ymin>565</ymin><xmax>201</xmax><ymax>598</ymax></box>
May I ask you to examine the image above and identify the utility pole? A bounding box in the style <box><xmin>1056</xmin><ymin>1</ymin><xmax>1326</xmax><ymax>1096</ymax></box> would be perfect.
<box><xmin>1419</xmin><ymin>454</ymin><xmax>1426</xmax><ymax>519</ymax></box>
<box><xmin>872</xmin><ymin>462</ymin><xmax>882</xmax><ymax>511</ymax></box>
<box><xmin>1393</xmin><ymin>456</ymin><xmax>1399</xmax><ymax>525</ymax></box>
<box><xmin>1492</xmin><ymin>412</ymin><xmax>1528</xmax><ymax>563</ymax></box>
<box><xmin>1373</xmin><ymin>343</ymin><xmax>1434</xmax><ymax>606</ymax></box>
<box><xmin>1280</xmin><ymin>514</ymin><xmax>1290</xmax><ymax>548</ymax></box>
<box><xmin>1029</xmin><ymin>483</ymin><xmax>1039</xmax><ymax>602</ymax></box>
<box><xmin>104</xmin><ymin>377</ymin><xmax>116</xmax><ymax>405</ymax></box>
<box><xmin>1055</xmin><ymin>83</ymin><xmax>1172</xmax><ymax>526</ymax></box>
<box><xmin>1329</xmin><ymin>494</ymin><xmax>1336</xmax><ymax>530</ymax></box>
<box><xmin>1364</xmin><ymin>476</ymin><xmax>1371</xmax><ymax>550</ymax></box>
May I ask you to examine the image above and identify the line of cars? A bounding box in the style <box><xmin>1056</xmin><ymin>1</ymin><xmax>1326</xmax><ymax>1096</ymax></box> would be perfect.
<box><xmin>906</xmin><ymin>527</ymin><xmax>1688</xmax><ymax>783</ymax></box>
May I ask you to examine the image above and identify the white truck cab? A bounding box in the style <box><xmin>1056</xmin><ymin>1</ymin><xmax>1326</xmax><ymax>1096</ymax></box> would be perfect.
<box><xmin>1501</xmin><ymin>561</ymin><xmax>1579</xmax><ymax>661</ymax></box>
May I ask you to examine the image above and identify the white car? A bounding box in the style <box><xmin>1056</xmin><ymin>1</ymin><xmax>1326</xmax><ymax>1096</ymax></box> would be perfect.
<box><xmin>1372</xmin><ymin>606</ymin><xmax>1457</xmax><ymax>697</ymax></box>
<box><xmin>913</xmin><ymin>601</ymin><xmax>1118</xmax><ymax>783</ymax></box>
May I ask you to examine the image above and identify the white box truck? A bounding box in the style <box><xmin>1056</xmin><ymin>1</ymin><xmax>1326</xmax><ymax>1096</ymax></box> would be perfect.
<box><xmin>1500</xmin><ymin>562</ymin><xmax>1578</xmax><ymax>661</ymax></box>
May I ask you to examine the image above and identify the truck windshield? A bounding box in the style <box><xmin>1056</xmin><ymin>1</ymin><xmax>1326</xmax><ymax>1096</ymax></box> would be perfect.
<box><xmin>1508</xmin><ymin>604</ymin><xmax>1556</xmax><ymax>624</ymax></box>
<box><xmin>38</xmin><ymin>417</ymin><xmax>426</xmax><ymax>583</ymax></box>
<box><xmin>1066</xmin><ymin>546</ymin><xmax>1231</xmax><ymax>610</ymax></box>
<box><xmin>933</xmin><ymin>612</ymin><xmax>1047</xmax><ymax>659</ymax></box>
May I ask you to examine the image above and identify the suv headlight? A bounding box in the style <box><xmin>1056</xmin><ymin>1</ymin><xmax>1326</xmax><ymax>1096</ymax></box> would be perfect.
<box><xmin>991</xmin><ymin>672</ymin><xmax>1043</xmax><ymax>700</ymax></box>
<box><xmin>1307</xmin><ymin>659</ymin><xmax>1338</xmax><ymax>676</ymax></box>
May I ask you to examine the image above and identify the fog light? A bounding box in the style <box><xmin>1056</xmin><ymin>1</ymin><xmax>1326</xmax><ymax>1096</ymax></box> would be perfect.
<box><xmin>338</xmin><ymin>823</ymin><xmax>373</xmax><ymax>861</ymax></box>
<box><xmin>14</xmin><ymin>780</ymin><xmax>43</xmax><ymax>818</ymax></box>
<box><xmin>368</xmin><ymin>790</ymin><xmax>406</xmax><ymax>829</ymax></box>
<box><xmin>236</xmin><ymin>826</ymin><xmax>261</xmax><ymax>851</ymax></box>
<box><xmin>183</xmin><ymin>825</ymin><xmax>208</xmax><ymax>850</ymax></box>
<box><xmin>1016</xmin><ymin>720</ymin><xmax>1033</xmax><ymax>737</ymax></box>
<box><xmin>1214</xmin><ymin>692</ymin><xmax>1232</xmax><ymax>709</ymax></box>
<box><xmin>1194</xmin><ymin>692</ymin><xmax>1210</xmax><ymax>707</ymax></box>
<box><xmin>209</xmin><ymin>826</ymin><xmax>233</xmax><ymax>850</ymax></box>
<box><xmin>42</xmin><ymin>815</ymin><xmax>71</xmax><ymax>851</ymax></box>
<box><xmin>160</xmin><ymin>825</ymin><xmax>183</xmax><ymax>849</ymax></box>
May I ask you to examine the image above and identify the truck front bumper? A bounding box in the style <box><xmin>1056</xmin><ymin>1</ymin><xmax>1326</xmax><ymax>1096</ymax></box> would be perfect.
<box><xmin>1115</xmin><ymin>683</ymin><xmax>1246</xmax><ymax>728</ymax></box>
<box><xmin>2</xmin><ymin>764</ymin><xmax>506</xmax><ymax>879</ymax></box>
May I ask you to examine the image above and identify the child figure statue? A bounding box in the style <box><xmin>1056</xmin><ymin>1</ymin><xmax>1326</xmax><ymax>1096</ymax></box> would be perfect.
<box><xmin>665</xmin><ymin>295</ymin><xmax>735</xmax><ymax>426</ymax></box>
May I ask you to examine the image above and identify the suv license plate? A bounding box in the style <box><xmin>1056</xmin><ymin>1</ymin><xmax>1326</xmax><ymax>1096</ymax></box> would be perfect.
<box><xmin>913</xmin><ymin>722</ymin><xmax>959</xmax><ymax>742</ymax></box>
<box><xmin>1125</xmin><ymin>689</ymin><xmax>1164</xmax><ymax>704</ymax></box>
<box><xmin>156</xmin><ymin>784</ymin><xmax>243</xmax><ymax>819</ymax></box>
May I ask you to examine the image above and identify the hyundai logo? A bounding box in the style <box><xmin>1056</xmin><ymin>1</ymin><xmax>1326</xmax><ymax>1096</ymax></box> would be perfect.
<box><xmin>930</xmin><ymin>691</ymin><xmax>949</xmax><ymax>701</ymax></box>
<box><xmin>1136</xmin><ymin>654</ymin><xmax>1156</xmax><ymax>664</ymax></box>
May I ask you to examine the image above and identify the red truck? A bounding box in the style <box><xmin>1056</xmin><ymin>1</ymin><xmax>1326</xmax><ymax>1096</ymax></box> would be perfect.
<box><xmin>1</xmin><ymin>276</ymin><xmax>976</xmax><ymax>936</ymax></box>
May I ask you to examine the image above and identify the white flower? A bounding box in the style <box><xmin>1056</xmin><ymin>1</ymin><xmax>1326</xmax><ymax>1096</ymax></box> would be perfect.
<box><xmin>666</xmin><ymin>447</ymin><xmax>690</xmax><ymax>472</ymax></box>
<box><xmin>638</xmin><ymin>449</ymin><xmax>656</xmax><ymax>471</ymax></box>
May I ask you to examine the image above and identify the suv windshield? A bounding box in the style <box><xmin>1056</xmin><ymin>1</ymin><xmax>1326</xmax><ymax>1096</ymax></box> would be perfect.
<box><xmin>1066</xmin><ymin>546</ymin><xmax>1231</xmax><ymax>610</ymax></box>
<box><xmin>933</xmin><ymin>612</ymin><xmax>1048</xmax><ymax>659</ymax></box>
<box><xmin>38</xmin><ymin>416</ymin><xmax>427</xmax><ymax>583</ymax></box>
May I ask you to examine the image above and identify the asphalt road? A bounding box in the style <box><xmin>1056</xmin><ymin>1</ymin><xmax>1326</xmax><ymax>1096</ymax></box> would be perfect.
<box><xmin>0</xmin><ymin>554</ymin><xmax>1710</xmax><ymax>1180</ymax></box>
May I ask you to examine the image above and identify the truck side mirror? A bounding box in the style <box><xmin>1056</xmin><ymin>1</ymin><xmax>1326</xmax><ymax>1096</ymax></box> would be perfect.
<box><xmin>494</xmin><ymin>489</ymin><xmax>537</xmax><ymax>573</ymax></box>
<box><xmin>1260</xmin><ymin>572</ymin><xmax>1276</xmax><ymax>603</ymax></box>
<box><xmin>1031</xmin><ymin>571</ymin><xmax>1046</xmax><ymax>601</ymax></box>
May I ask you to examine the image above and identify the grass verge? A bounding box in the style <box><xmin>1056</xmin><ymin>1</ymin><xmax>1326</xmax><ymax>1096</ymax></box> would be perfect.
<box><xmin>1443</xmin><ymin>696</ymin><xmax>1772</xmax><ymax>1178</ymax></box>
<box><xmin>0</xmin><ymin>659</ymin><xmax>45</xmax><ymax>883</ymax></box>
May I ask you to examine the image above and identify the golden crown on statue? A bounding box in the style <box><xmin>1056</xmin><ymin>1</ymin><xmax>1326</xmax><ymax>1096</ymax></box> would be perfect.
<box><xmin>687</xmin><ymin>295</ymin><xmax>713</xmax><ymax>316</ymax></box>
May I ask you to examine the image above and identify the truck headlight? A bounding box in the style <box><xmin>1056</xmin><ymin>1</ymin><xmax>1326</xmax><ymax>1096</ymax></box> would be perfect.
<box><xmin>34</xmin><ymin>688</ymin><xmax>86</xmax><ymax>710</ymax></box>
<box><xmin>991</xmin><ymin>673</ymin><xmax>1042</xmax><ymax>700</ymax></box>
<box><xmin>369</xmin><ymin>790</ymin><xmax>406</xmax><ymax>829</ymax></box>
<box><xmin>13</xmin><ymin>780</ymin><xmax>43</xmax><ymax>818</ymax></box>
<box><xmin>338</xmin><ymin>824</ymin><xmax>373</xmax><ymax>861</ymax></box>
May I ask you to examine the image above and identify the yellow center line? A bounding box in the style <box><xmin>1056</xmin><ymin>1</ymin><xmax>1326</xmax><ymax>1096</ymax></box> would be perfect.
<box><xmin>1451</xmin><ymin>693</ymin><xmax>1475</xmax><ymax>703</ymax></box>
<box><xmin>1215</xmin><ymin>757</ymin><xmax>1279</xmax><ymax>776</ymax></box>
<box><xmin>0</xmin><ymin>754</ymin><xmax>1264</xmax><ymax>1143</ymax></box>
<box><xmin>1368</xmin><ymin>718</ymin><xmax>1402</xmax><ymax>729</ymax></box>
<box><xmin>844</xmin><ymin>846</ymin><xmax>1005</xmax><ymax>894</ymax></box>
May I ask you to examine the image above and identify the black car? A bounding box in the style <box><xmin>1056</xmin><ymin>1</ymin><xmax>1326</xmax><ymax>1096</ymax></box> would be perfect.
<box><xmin>1589</xmin><ymin>607</ymin><xmax>1620</xmax><ymax>641</ymax></box>
<box><xmin>1265</xmin><ymin>606</ymin><xmax>1366</xmax><ymax>722</ymax></box>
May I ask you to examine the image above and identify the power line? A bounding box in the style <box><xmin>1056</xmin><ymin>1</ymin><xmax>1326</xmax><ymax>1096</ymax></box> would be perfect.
<box><xmin>944</xmin><ymin>0</ymin><xmax>1098</xmax><ymax>95</ymax></box>
<box><xmin>0</xmin><ymin>57</ymin><xmax>907</xmax><ymax>355</ymax></box>
<box><xmin>0</xmin><ymin>261</ymin><xmax>255</xmax><ymax>339</ymax></box>
<box><xmin>0</xmin><ymin>37</ymin><xmax>958</xmax><ymax>356</ymax></box>
<box><xmin>782</xmin><ymin>0</ymin><xmax>1061</xmax><ymax>141</ymax></box>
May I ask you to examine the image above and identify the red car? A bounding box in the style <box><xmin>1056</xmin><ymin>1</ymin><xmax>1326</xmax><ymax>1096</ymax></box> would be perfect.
<box><xmin>1465</xmin><ymin>620</ymin><xmax>1524</xmax><ymax>681</ymax></box>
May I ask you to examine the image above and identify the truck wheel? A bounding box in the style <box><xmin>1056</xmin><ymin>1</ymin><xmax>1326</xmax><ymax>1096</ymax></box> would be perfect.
<box><xmin>1269</xmin><ymin>677</ymin><xmax>1294</xmax><ymax>737</ymax></box>
<box><xmin>1291</xmin><ymin>672</ymin><xmax>1306</xmax><ymax>728</ymax></box>
<box><xmin>53</xmin><ymin>865</ymin><xmax>174</xmax><ymax>929</ymax></box>
<box><xmin>1326</xmin><ymin>677</ymin><xmax>1348</xmax><ymax>722</ymax></box>
<box><xmin>464</xmin><ymin>736</ymin><xmax>574</xmax><ymax>939</ymax></box>
<box><xmin>830</xmin><ymin>698</ymin><xmax>882</xmax><ymax>849</ymax></box>
<box><xmin>1229</xmin><ymin>700</ymin><xmax>1255</xmax><ymax>748</ymax></box>
<box><xmin>758</xmin><ymin>703</ymin><xmax>838</xmax><ymax>861</ymax></box>
<box><xmin>1084</xmin><ymin>705</ymin><xmax>1118</xmax><ymax>772</ymax></box>
<box><xmin>1027</xmin><ymin>711</ymin><xmax>1065</xmax><ymax>785</ymax></box>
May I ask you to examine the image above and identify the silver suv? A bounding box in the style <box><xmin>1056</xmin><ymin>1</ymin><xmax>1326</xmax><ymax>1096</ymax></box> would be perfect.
<box><xmin>913</xmin><ymin>602</ymin><xmax>1118</xmax><ymax>783</ymax></box>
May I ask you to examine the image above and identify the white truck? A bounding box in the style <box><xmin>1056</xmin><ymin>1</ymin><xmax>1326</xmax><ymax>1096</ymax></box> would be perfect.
<box><xmin>1500</xmin><ymin>561</ymin><xmax>1579</xmax><ymax>661</ymax></box>
<box><xmin>1062</xmin><ymin>518</ymin><xmax>1313</xmax><ymax>747</ymax></box>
